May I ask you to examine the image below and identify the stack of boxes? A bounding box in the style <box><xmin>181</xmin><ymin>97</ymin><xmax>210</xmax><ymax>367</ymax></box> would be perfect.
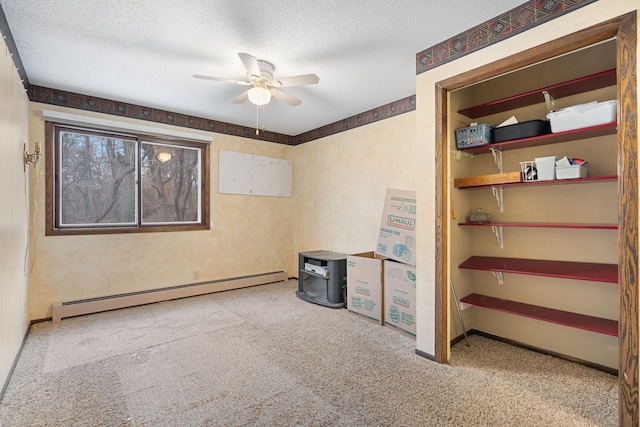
<box><xmin>346</xmin><ymin>189</ymin><xmax>417</xmax><ymax>336</ymax></box>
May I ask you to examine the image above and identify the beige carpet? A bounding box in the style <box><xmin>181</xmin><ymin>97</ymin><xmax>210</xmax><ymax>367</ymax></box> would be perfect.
<box><xmin>0</xmin><ymin>280</ymin><xmax>617</xmax><ymax>426</ymax></box>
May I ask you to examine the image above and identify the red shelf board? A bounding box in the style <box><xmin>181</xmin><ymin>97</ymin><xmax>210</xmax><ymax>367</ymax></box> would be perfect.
<box><xmin>459</xmin><ymin>122</ymin><xmax>617</xmax><ymax>155</ymax></box>
<box><xmin>459</xmin><ymin>222</ymin><xmax>617</xmax><ymax>229</ymax></box>
<box><xmin>459</xmin><ymin>256</ymin><xmax>618</xmax><ymax>283</ymax></box>
<box><xmin>508</xmin><ymin>175</ymin><xmax>617</xmax><ymax>188</ymax></box>
<box><xmin>458</xmin><ymin>69</ymin><xmax>617</xmax><ymax>119</ymax></box>
<box><xmin>456</xmin><ymin>174</ymin><xmax>617</xmax><ymax>190</ymax></box>
<box><xmin>460</xmin><ymin>293</ymin><xmax>618</xmax><ymax>337</ymax></box>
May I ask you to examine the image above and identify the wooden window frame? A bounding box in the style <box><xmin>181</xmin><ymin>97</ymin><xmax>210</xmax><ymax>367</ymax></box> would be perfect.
<box><xmin>45</xmin><ymin>121</ymin><xmax>210</xmax><ymax>235</ymax></box>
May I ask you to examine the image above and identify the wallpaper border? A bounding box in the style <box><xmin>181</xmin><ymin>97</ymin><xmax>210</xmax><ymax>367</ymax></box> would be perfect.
<box><xmin>416</xmin><ymin>0</ymin><xmax>600</xmax><ymax>74</ymax></box>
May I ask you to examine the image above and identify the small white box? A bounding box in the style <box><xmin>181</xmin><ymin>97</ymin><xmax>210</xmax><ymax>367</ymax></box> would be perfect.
<box><xmin>535</xmin><ymin>156</ymin><xmax>556</xmax><ymax>181</ymax></box>
<box><xmin>556</xmin><ymin>165</ymin><xmax>588</xmax><ymax>180</ymax></box>
<box><xmin>546</xmin><ymin>100</ymin><xmax>617</xmax><ymax>133</ymax></box>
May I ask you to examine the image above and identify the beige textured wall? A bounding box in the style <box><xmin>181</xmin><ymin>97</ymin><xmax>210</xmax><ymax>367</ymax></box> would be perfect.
<box><xmin>27</xmin><ymin>104</ymin><xmax>417</xmax><ymax>322</ymax></box>
<box><xmin>292</xmin><ymin>112</ymin><xmax>416</xmax><ymax>271</ymax></box>
<box><xmin>0</xmin><ymin>38</ymin><xmax>31</xmax><ymax>388</ymax></box>
<box><xmin>27</xmin><ymin>104</ymin><xmax>294</xmax><ymax>319</ymax></box>
<box><xmin>415</xmin><ymin>0</ymin><xmax>639</xmax><ymax>358</ymax></box>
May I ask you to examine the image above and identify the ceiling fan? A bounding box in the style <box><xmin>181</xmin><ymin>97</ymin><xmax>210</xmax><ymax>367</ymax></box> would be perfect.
<box><xmin>193</xmin><ymin>52</ymin><xmax>319</xmax><ymax>107</ymax></box>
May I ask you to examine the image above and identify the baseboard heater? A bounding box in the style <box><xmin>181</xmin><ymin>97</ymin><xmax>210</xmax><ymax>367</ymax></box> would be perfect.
<box><xmin>51</xmin><ymin>271</ymin><xmax>288</xmax><ymax>322</ymax></box>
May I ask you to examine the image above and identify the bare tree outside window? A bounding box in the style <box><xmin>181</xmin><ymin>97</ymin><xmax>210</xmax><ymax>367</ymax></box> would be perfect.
<box><xmin>48</xmin><ymin>124</ymin><xmax>209</xmax><ymax>235</ymax></box>
<box><xmin>59</xmin><ymin>130</ymin><xmax>137</xmax><ymax>226</ymax></box>
<box><xmin>141</xmin><ymin>143</ymin><xmax>201</xmax><ymax>224</ymax></box>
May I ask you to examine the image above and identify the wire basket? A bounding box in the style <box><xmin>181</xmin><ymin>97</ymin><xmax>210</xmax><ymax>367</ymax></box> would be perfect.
<box><xmin>455</xmin><ymin>124</ymin><xmax>492</xmax><ymax>149</ymax></box>
<box><xmin>519</xmin><ymin>161</ymin><xmax>537</xmax><ymax>182</ymax></box>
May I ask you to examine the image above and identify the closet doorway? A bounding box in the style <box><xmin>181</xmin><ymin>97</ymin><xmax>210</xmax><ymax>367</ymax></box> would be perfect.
<box><xmin>434</xmin><ymin>13</ymin><xmax>637</xmax><ymax>425</ymax></box>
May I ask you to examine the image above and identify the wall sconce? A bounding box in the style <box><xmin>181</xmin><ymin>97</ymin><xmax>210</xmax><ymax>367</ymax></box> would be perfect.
<box><xmin>24</xmin><ymin>141</ymin><xmax>40</xmax><ymax>170</ymax></box>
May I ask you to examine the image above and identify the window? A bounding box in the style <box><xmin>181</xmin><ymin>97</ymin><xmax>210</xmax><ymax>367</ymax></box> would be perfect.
<box><xmin>46</xmin><ymin>123</ymin><xmax>210</xmax><ymax>235</ymax></box>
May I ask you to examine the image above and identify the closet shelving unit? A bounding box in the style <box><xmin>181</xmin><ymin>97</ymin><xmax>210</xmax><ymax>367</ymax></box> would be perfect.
<box><xmin>457</xmin><ymin>122</ymin><xmax>616</xmax><ymax>155</ymax></box>
<box><xmin>457</xmin><ymin>68</ymin><xmax>616</xmax><ymax>119</ymax></box>
<box><xmin>459</xmin><ymin>293</ymin><xmax>618</xmax><ymax>337</ymax></box>
<box><xmin>452</xmin><ymin>65</ymin><xmax>618</xmax><ymax>345</ymax></box>
<box><xmin>455</xmin><ymin>172</ymin><xmax>617</xmax><ymax>189</ymax></box>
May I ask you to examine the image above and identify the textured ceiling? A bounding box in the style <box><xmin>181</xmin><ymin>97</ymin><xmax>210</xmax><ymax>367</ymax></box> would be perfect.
<box><xmin>1</xmin><ymin>0</ymin><xmax>526</xmax><ymax>136</ymax></box>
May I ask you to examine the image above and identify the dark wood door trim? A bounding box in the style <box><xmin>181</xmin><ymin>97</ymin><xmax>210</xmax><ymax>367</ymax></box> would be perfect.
<box><xmin>616</xmin><ymin>12</ymin><xmax>638</xmax><ymax>427</ymax></box>
<box><xmin>433</xmin><ymin>12</ymin><xmax>638</xmax><ymax>425</ymax></box>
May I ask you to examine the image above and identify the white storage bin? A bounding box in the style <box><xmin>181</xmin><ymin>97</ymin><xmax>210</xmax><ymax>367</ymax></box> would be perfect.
<box><xmin>546</xmin><ymin>100</ymin><xmax>617</xmax><ymax>133</ymax></box>
<box><xmin>556</xmin><ymin>165</ymin><xmax>588</xmax><ymax>180</ymax></box>
<box><xmin>535</xmin><ymin>156</ymin><xmax>556</xmax><ymax>181</ymax></box>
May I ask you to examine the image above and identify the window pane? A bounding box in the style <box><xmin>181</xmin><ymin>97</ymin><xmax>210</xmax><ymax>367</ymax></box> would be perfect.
<box><xmin>59</xmin><ymin>130</ymin><xmax>137</xmax><ymax>226</ymax></box>
<box><xmin>141</xmin><ymin>143</ymin><xmax>201</xmax><ymax>224</ymax></box>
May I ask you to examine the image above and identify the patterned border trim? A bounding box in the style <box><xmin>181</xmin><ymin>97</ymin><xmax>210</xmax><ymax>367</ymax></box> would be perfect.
<box><xmin>28</xmin><ymin>86</ymin><xmax>293</xmax><ymax>145</ymax></box>
<box><xmin>416</xmin><ymin>0</ymin><xmax>600</xmax><ymax>74</ymax></box>
<box><xmin>28</xmin><ymin>85</ymin><xmax>416</xmax><ymax>146</ymax></box>
<box><xmin>292</xmin><ymin>96</ymin><xmax>416</xmax><ymax>145</ymax></box>
<box><xmin>0</xmin><ymin>4</ymin><xmax>28</xmax><ymax>89</ymax></box>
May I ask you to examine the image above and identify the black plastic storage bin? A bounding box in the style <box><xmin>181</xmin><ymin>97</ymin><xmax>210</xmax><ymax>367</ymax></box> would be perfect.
<box><xmin>491</xmin><ymin>119</ymin><xmax>551</xmax><ymax>143</ymax></box>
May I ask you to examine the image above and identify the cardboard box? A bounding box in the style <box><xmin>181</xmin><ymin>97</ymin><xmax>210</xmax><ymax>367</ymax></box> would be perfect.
<box><xmin>375</xmin><ymin>189</ymin><xmax>416</xmax><ymax>266</ymax></box>
<box><xmin>383</xmin><ymin>260</ymin><xmax>416</xmax><ymax>336</ymax></box>
<box><xmin>347</xmin><ymin>252</ymin><xmax>384</xmax><ymax>324</ymax></box>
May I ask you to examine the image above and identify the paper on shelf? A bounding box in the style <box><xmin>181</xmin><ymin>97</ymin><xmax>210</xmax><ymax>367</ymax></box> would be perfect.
<box><xmin>497</xmin><ymin>115</ymin><xmax>518</xmax><ymax>127</ymax></box>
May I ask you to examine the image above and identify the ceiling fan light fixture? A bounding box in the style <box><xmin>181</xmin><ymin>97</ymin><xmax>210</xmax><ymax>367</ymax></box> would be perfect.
<box><xmin>194</xmin><ymin>53</ymin><xmax>317</xmax><ymax>107</ymax></box>
<box><xmin>248</xmin><ymin>86</ymin><xmax>271</xmax><ymax>106</ymax></box>
<box><xmin>157</xmin><ymin>150</ymin><xmax>172</xmax><ymax>162</ymax></box>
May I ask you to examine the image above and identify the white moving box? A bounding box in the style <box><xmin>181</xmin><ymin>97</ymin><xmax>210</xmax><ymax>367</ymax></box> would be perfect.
<box><xmin>375</xmin><ymin>189</ymin><xmax>417</xmax><ymax>266</ymax></box>
<box><xmin>347</xmin><ymin>252</ymin><xmax>384</xmax><ymax>323</ymax></box>
<box><xmin>383</xmin><ymin>260</ymin><xmax>416</xmax><ymax>336</ymax></box>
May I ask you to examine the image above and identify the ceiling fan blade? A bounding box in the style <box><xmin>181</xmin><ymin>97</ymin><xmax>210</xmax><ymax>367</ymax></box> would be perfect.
<box><xmin>268</xmin><ymin>73</ymin><xmax>319</xmax><ymax>88</ymax></box>
<box><xmin>232</xmin><ymin>90</ymin><xmax>250</xmax><ymax>104</ymax></box>
<box><xmin>238</xmin><ymin>53</ymin><xmax>261</xmax><ymax>80</ymax></box>
<box><xmin>192</xmin><ymin>74</ymin><xmax>251</xmax><ymax>85</ymax></box>
<box><xmin>271</xmin><ymin>89</ymin><xmax>302</xmax><ymax>106</ymax></box>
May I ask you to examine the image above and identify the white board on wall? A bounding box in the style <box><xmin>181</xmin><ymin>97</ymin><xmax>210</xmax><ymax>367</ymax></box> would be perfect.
<box><xmin>219</xmin><ymin>150</ymin><xmax>291</xmax><ymax>197</ymax></box>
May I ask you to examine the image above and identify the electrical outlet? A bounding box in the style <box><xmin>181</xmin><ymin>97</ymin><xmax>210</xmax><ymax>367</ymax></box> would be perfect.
<box><xmin>193</xmin><ymin>270</ymin><xmax>200</xmax><ymax>280</ymax></box>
